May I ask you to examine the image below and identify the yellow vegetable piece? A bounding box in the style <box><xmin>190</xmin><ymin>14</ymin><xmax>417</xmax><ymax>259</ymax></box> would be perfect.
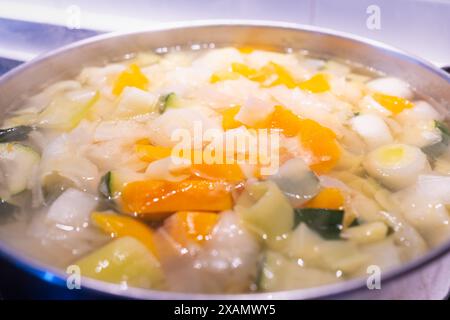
<box><xmin>237</xmin><ymin>45</ymin><xmax>280</xmax><ymax>54</ymax></box>
<box><xmin>298</xmin><ymin>74</ymin><xmax>330</xmax><ymax>93</ymax></box>
<box><xmin>164</xmin><ymin>211</ymin><xmax>219</xmax><ymax>245</ymax></box>
<box><xmin>191</xmin><ymin>163</ymin><xmax>245</xmax><ymax>182</ymax></box>
<box><xmin>121</xmin><ymin>179</ymin><xmax>233</xmax><ymax>217</ymax></box>
<box><xmin>210</xmin><ymin>70</ymin><xmax>240</xmax><ymax>83</ymax></box>
<box><xmin>112</xmin><ymin>63</ymin><xmax>149</xmax><ymax>96</ymax></box>
<box><xmin>91</xmin><ymin>211</ymin><xmax>157</xmax><ymax>256</ymax></box>
<box><xmin>253</xmin><ymin>62</ymin><xmax>297</xmax><ymax>88</ymax></box>
<box><xmin>269</xmin><ymin>105</ymin><xmax>302</xmax><ymax>137</ymax></box>
<box><xmin>75</xmin><ymin>236</ymin><xmax>164</xmax><ymax>289</ymax></box>
<box><xmin>372</xmin><ymin>92</ymin><xmax>414</xmax><ymax>114</ymax></box>
<box><xmin>238</xmin><ymin>46</ymin><xmax>254</xmax><ymax>54</ymax></box>
<box><xmin>260</xmin><ymin>105</ymin><xmax>340</xmax><ymax>173</ymax></box>
<box><xmin>378</xmin><ymin>145</ymin><xmax>405</xmax><ymax>166</ymax></box>
<box><xmin>38</xmin><ymin>91</ymin><xmax>99</xmax><ymax>131</ymax></box>
<box><xmin>231</xmin><ymin>62</ymin><xmax>258</xmax><ymax>78</ymax></box>
<box><xmin>297</xmin><ymin>119</ymin><xmax>341</xmax><ymax>174</ymax></box>
<box><xmin>221</xmin><ymin>105</ymin><xmax>242</xmax><ymax>130</ymax></box>
<box><xmin>236</xmin><ymin>180</ymin><xmax>294</xmax><ymax>239</ymax></box>
<box><xmin>305</xmin><ymin>187</ymin><xmax>345</xmax><ymax>210</ymax></box>
<box><xmin>135</xmin><ymin>144</ymin><xmax>173</xmax><ymax>162</ymax></box>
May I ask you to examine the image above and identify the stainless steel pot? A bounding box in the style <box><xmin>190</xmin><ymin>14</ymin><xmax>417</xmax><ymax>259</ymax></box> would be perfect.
<box><xmin>0</xmin><ymin>21</ymin><xmax>449</xmax><ymax>300</ymax></box>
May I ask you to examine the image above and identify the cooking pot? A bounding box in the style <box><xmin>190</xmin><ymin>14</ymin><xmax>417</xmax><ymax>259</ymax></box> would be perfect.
<box><xmin>0</xmin><ymin>21</ymin><xmax>449</xmax><ymax>300</ymax></box>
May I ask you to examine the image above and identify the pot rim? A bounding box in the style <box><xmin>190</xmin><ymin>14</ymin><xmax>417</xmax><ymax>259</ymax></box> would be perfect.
<box><xmin>0</xmin><ymin>19</ymin><xmax>449</xmax><ymax>300</ymax></box>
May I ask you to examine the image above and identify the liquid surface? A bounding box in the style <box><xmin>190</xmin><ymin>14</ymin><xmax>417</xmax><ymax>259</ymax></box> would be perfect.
<box><xmin>0</xmin><ymin>47</ymin><xmax>449</xmax><ymax>294</ymax></box>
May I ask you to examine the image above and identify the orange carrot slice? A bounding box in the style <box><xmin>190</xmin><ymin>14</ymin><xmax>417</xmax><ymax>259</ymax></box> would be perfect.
<box><xmin>121</xmin><ymin>179</ymin><xmax>233</xmax><ymax>216</ymax></box>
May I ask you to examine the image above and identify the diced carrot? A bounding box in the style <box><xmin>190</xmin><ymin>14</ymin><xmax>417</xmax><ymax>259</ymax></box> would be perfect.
<box><xmin>191</xmin><ymin>163</ymin><xmax>244</xmax><ymax>181</ymax></box>
<box><xmin>210</xmin><ymin>70</ymin><xmax>240</xmax><ymax>83</ymax></box>
<box><xmin>298</xmin><ymin>73</ymin><xmax>330</xmax><ymax>93</ymax></box>
<box><xmin>135</xmin><ymin>144</ymin><xmax>172</xmax><ymax>162</ymax></box>
<box><xmin>112</xmin><ymin>64</ymin><xmax>149</xmax><ymax>96</ymax></box>
<box><xmin>252</xmin><ymin>62</ymin><xmax>297</xmax><ymax>88</ymax></box>
<box><xmin>231</xmin><ymin>62</ymin><xmax>258</xmax><ymax>77</ymax></box>
<box><xmin>269</xmin><ymin>105</ymin><xmax>302</xmax><ymax>137</ymax></box>
<box><xmin>238</xmin><ymin>46</ymin><xmax>254</xmax><ymax>54</ymax></box>
<box><xmin>305</xmin><ymin>187</ymin><xmax>345</xmax><ymax>210</ymax></box>
<box><xmin>221</xmin><ymin>105</ymin><xmax>242</xmax><ymax>130</ymax></box>
<box><xmin>91</xmin><ymin>211</ymin><xmax>158</xmax><ymax>256</ymax></box>
<box><xmin>164</xmin><ymin>211</ymin><xmax>219</xmax><ymax>245</ymax></box>
<box><xmin>121</xmin><ymin>179</ymin><xmax>233</xmax><ymax>216</ymax></box>
<box><xmin>237</xmin><ymin>45</ymin><xmax>280</xmax><ymax>54</ymax></box>
<box><xmin>296</xmin><ymin>118</ymin><xmax>340</xmax><ymax>174</ymax></box>
<box><xmin>135</xmin><ymin>138</ymin><xmax>151</xmax><ymax>145</ymax></box>
<box><xmin>372</xmin><ymin>92</ymin><xmax>414</xmax><ymax>114</ymax></box>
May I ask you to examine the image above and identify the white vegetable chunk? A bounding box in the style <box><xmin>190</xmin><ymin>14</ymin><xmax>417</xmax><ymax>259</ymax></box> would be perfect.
<box><xmin>397</xmin><ymin>100</ymin><xmax>443</xmax><ymax>123</ymax></box>
<box><xmin>149</xmin><ymin>108</ymin><xmax>221</xmax><ymax>147</ymax></box>
<box><xmin>395</xmin><ymin>185</ymin><xmax>450</xmax><ymax>247</ymax></box>
<box><xmin>415</xmin><ymin>175</ymin><xmax>450</xmax><ymax>204</ymax></box>
<box><xmin>47</xmin><ymin>188</ymin><xmax>97</xmax><ymax>228</ymax></box>
<box><xmin>364</xmin><ymin>143</ymin><xmax>429</xmax><ymax>190</ymax></box>
<box><xmin>115</xmin><ymin>87</ymin><xmax>158</xmax><ymax>118</ymax></box>
<box><xmin>350</xmin><ymin>114</ymin><xmax>393</xmax><ymax>150</ymax></box>
<box><xmin>341</xmin><ymin>221</ymin><xmax>388</xmax><ymax>244</ymax></box>
<box><xmin>367</xmin><ymin>77</ymin><xmax>413</xmax><ymax>99</ymax></box>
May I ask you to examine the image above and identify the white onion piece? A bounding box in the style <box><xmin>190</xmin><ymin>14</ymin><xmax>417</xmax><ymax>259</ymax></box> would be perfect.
<box><xmin>94</xmin><ymin>120</ymin><xmax>148</xmax><ymax>142</ymax></box>
<box><xmin>350</xmin><ymin>114</ymin><xmax>393</xmax><ymax>150</ymax></box>
<box><xmin>235</xmin><ymin>97</ymin><xmax>275</xmax><ymax>127</ymax></box>
<box><xmin>115</xmin><ymin>87</ymin><xmax>158</xmax><ymax>118</ymax></box>
<box><xmin>416</xmin><ymin>175</ymin><xmax>450</xmax><ymax>204</ymax></box>
<box><xmin>149</xmin><ymin>108</ymin><xmax>221</xmax><ymax>148</ymax></box>
<box><xmin>367</xmin><ymin>77</ymin><xmax>413</xmax><ymax>99</ymax></box>
<box><xmin>397</xmin><ymin>100</ymin><xmax>443</xmax><ymax>123</ymax></box>
<box><xmin>394</xmin><ymin>186</ymin><xmax>450</xmax><ymax>247</ymax></box>
<box><xmin>363</xmin><ymin>143</ymin><xmax>429</xmax><ymax>190</ymax></box>
<box><xmin>398</xmin><ymin>119</ymin><xmax>442</xmax><ymax>148</ymax></box>
<box><xmin>46</xmin><ymin>188</ymin><xmax>97</xmax><ymax>228</ymax></box>
<box><xmin>144</xmin><ymin>157</ymin><xmax>190</xmax><ymax>182</ymax></box>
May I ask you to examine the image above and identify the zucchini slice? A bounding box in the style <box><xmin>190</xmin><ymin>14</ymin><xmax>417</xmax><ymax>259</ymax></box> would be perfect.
<box><xmin>294</xmin><ymin>208</ymin><xmax>345</xmax><ymax>240</ymax></box>
<box><xmin>0</xmin><ymin>126</ymin><xmax>32</xmax><ymax>143</ymax></box>
<box><xmin>0</xmin><ymin>143</ymin><xmax>40</xmax><ymax>195</ymax></box>
<box><xmin>74</xmin><ymin>236</ymin><xmax>164</xmax><ymax>289</ymax></box>
<box><xmin>37</xmin><ymin>90</ymin><xmax>99</xmax><ymax>131</ymax></box>
<box><xmin>158</xmin><ymin>92</ymin><xmax>179</xmax><ymax>113</ymax></box>
<box><xmin>99</xmin><ymin>170</ymin><xmax>140</xmax><ymax>199</ymax></box>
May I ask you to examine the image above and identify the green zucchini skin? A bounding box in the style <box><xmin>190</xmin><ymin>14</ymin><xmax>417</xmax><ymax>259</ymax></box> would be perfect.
<box><xmin>294</xmin><ymin>208</ymin><xmax>345</xmax><ymax>240</ymax></box>
<box><xmin>0</xmin><ymin>126</ymin><xmax>32</xmax><ymax>143</ymax></box>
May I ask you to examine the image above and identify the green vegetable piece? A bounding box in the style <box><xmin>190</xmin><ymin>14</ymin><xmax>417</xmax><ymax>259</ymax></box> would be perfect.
<box><xmin>294</xmin><ymin>208</ymin><xmax>344</xmax><ymax>240</ymax></box>
<box><xmin>0</xmin><ymin>126</ymin><xmax>32</xmax><ymax>143</ymax></box>
<box><xmin>98</xmin><ymin>171</ymin><xmax>112</xmax><ymax>199</ymax></box>
<box><xmin>75</xmin><ymin>237</ymin><xmax>164</xmax><ymax>289</ymax></box>
<box><xmin>158</xmin><ymin>92</ymin><xmax>179</xmax><ymax>113</ymax></box>
<box><xmin>422</xmin><ymin>120</ymin><xmax>450</xmax><ymax>159</ymax></box>
<box><xmin>0</xmin><ymin>143</ymin><xmax>40</xmax><ymax>195</ymax></box>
